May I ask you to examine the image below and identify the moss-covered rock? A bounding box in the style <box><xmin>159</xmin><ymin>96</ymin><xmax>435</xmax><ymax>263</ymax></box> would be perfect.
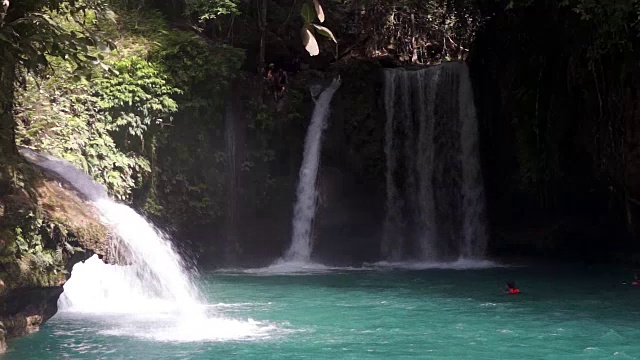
<box><xmin>0</xmin><ymin>160</ymin><xmax>110</xmax><ymax>352</ymax></box>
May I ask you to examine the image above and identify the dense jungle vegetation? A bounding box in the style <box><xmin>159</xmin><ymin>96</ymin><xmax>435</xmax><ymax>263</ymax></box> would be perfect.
<box><xmin>1</xmin><ymin>0</ymin><xmax>640</xmax><ymax>267</ymax></box>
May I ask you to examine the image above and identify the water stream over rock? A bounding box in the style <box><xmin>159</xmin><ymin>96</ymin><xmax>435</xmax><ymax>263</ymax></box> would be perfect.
<box><xmin>19</xmin><ymin>148</ymin><xmax>274</xmax><ymax>341</ymax></box>
<box><xmin>284</xmin><ymin>78</ymin><xmax>342</xmax><ymax>263</ymax></box>
<box><xmin>382</xmin><ymin>63</ymin><xmax>487</xmax><ymax>261</ymax></box>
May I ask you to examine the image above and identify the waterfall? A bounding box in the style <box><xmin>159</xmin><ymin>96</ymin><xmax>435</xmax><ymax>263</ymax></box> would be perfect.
<box><xmin>19</xmin><ymin>148</ymin><xmax>279</xmax><ymax>341</ymax></box>
<box><xmin>224</xmin><ymin>97</ymin><xmax>239</xmax><ymax>262</ymax></box>
<box><xmin>19</xmin><ymin>148</ymin><xmax>203</xmax><ymax>315</ymax></box>
<box><xmin>284</xmin><ymin>78</ymin><xmax>342</xmax><ymax>262</ymax></box>
<box><xmin>382</xmin><ymin>62</ymin><xmax>487</xmax><ymax>261</ymax></box>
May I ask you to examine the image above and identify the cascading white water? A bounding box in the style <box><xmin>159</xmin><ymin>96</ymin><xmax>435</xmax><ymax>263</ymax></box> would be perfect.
<box><xmin>382</xmin><ymin>62</ymin><xmax>487</xmax><ymax>261</ymax></box>
<box><xmin>19</xmin><ymin>148</ymin><xmax>276</xmax><ymax>341</ymax></box>
<box><xmin>284</xmin><ymin>78</ymin><xmax>342</xmax><ymax>262</ymax></box>
<box><xmin>71</xmin><ymin>200</ymin><xmax>203</xmax><ymax>314</ymax></box>
<box><xmin>19</xmin><ymin>148</ymin><xmax>202</xmax><ymax>315</ymax></box>
<box><xmin>459</xmin><ymin>64</ymin><xmax>488</xmax><ymax>258</ymax></box>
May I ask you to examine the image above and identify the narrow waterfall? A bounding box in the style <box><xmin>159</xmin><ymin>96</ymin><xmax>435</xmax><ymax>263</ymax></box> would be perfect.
<box><xmin>382</xmin><ymin>62</ymin><xmax>487</xmax><ymax>261</ymax></box>
<box><xmin>19</xmin><ymin>148</ymin><xmax>203</xmax><ymax>315</ymax></box>
<box><xmin>224</xmin><ymin>98</ymin><xmax>239</xmax><ymax>262</ymax></box>
<box><xmin>284</xmin><ymin>78</ymin><xmax>342</xmax><ymax>262</ymax></box>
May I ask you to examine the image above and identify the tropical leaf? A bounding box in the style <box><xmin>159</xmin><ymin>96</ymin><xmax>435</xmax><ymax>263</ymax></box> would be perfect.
<box><xmin>311</xmin><ymin>23</ymin><xmax>336</xmax><ymax>43</ymax></box>
<box><xmin>313</xmin><ymin>0</ymin><xmax>325</xmax><ymax>23</ymax></box>
<box><xmin>301</xmin><ymin>26</ymin><xmax>319</xmax><ymax>56</ymax></box>
<box><xmin>300</xmin><ymin>3</ymin><xmax>315</xmax><ymax>23</ymax></box>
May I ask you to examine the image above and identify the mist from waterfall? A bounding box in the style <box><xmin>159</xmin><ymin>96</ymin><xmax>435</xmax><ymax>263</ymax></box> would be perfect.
<box><xmin>382</xmin><ymin>62</ymin><xmax>487</xmax><ymax>261</ymax></box>
<box><xmin>284</xmin><ymin>78</ymin><xmax>342</xmax><ymax>263</ymax></box>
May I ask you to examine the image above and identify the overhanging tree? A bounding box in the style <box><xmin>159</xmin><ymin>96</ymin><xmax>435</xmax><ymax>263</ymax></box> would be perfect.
<box><xmin>0</xmin><ymin>0</ymin><xmax>109</xmax><ymax>161</ymax></box>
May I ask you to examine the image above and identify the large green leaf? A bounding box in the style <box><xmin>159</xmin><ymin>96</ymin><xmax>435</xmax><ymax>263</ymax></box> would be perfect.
<box><xmin>301</xmin><ymin>26</ymin><xmax>319</xmax><ymax>56</ymax></box>
<box><xmin>311</xmin><ymin>23</ymin><xmax>336</xmax><ymax>43</ymax></box>
<box><xmin>313</xmin><ymin>0</ymin><xmax>325</xmax><ymax>23</ymax></box>
<box><xmin>300</xmin><ymin>3</ymin><xmax>315</xmax><ymax>23</ymax></box>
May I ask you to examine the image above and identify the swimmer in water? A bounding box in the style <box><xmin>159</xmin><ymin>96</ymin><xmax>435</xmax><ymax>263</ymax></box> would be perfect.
<box><xmin>632</xmin><ymin>273</ymin><xmax>640</xmax><ymax>286</ymax></box>
<box><xmin>505</xmin><ymin>281</ymin><xmax>520</xmax><ymax>294</ymax></box>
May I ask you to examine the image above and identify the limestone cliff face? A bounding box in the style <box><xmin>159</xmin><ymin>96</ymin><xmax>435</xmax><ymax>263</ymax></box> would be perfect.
<box><xmin>468</xmin><ymin>8</ymin><xmax>640</xmax><ymax>261</ymax></box>
<box><xmin>315</xmin><ymin>60</ymin><xmax>387</xmax><ymax>264</ymax></box>
<box><xmin>0</xmin><ymin>161</ymin><xmax>110</xmax><ymax>352</ymax></box>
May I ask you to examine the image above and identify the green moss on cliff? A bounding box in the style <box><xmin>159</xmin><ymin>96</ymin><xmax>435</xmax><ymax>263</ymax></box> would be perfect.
<box><xmin>0</xmin><ymin>160</ymin><xmax>108</xmax><ymax>293</ymax></box>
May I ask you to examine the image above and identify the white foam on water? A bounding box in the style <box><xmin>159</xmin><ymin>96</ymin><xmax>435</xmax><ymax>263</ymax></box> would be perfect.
<box><xmin>242</xmin><ymin>260</ymin><xmax>345</xmax><ymax>275</ymax></box>
<box><xmin>59</xmin><ymin>256</ymin><xmax>186</xmax><ymax>315</ymax></box>
<box><xmin>98</xmin><ymin>317</ymin><xmax>279</xmax><ymax>343</ymax></box>
<box><xmin>60</xmin><ymin>256</ymin><xmax>281</xmax><ymax>342</ymax></box>
<box><xmin>220</xmin><ymin>258</ymin><xmax>508</xmax><ymax>275</ymax></box>
<box><xmin>367</xmin><ymin>258</ymin><xmax>506</xmax><ymax>270</ymax></box>
<box><xmin>57</xmin><ymin>197</ymin><xmax>206</xmax><ymax>319</ymax></box>
<box><xmin>19</xmin><ymin>147</ymin><xmax>280</xmax><ymax>342</ymax></box>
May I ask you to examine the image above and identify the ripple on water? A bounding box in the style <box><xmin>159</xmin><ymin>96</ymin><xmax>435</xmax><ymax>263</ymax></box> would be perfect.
<box><xmin>8</xmin><ymin>267</ymin><xmax>640</xmax><ymax>360</ymax></box>
<box><xmin>97</xmin><ymin>317</ymin><xmax>281</xmax><ymax>342</ymax></box>
<box><xmin>366</xmin><ymin>258</ymin><xmax>507</xmax><ymax>270</ymax></box>
<box><xmin>237</xmin><ymin>261</ymin><xmax>364</xmax><ymax>275</ymax></box>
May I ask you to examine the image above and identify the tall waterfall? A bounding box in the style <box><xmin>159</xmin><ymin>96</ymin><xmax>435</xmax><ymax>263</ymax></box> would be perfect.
<box><xmin>284</xmin><ymin>78</ymin><xmax>342</xmax><ymax>262</ymax></box>
<box><xmin>19</xmin><ymin>148</ymin><xmax>203</xmax><ymax>315</ymax></box>
<box><xmin>382</xmin><ymin>62</ymin><xmax>487</xmax><ymax>261</ymax></box>
<box><xmin>224</xmin><ymin>97</ymin><xmax>239</xmax><ymax>262</ymax></box>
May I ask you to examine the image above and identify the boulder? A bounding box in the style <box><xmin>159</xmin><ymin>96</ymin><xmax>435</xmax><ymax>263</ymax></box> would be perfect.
<box><xmin>0</xmin><ymin>161</ymin><xmax>111</xmax><ymax>349</ymax></box>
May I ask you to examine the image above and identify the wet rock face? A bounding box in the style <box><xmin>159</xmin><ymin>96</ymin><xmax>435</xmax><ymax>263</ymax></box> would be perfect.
<box><xmin>312</xmin><ymin>61</ymin><xmax>387</xmax><ymax>264</ymax></box>
<box><xmin>0</xmin><ymin>286</ymin><xmax>63</xmax><ymax>340</ymax></box>
<box><xmin>0</xmin><ymin>322</ymin><xmax>6</xmax><ymax>354</ymax></box>
<box><xmin>0</xmin><ymin>162</ymin><xmax>111</xmax><ymax>348</ymax></box>
<box><xmin>314</xmin><ymin>167</ymin><xmax>385</xmax><ymax>264</ymax></box>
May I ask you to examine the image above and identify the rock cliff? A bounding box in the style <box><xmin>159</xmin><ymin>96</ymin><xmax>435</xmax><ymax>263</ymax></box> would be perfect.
<box><xmin>0</xmin><ymin>160</ymin><xmax>110</xmax><ymax>353</ymax></box>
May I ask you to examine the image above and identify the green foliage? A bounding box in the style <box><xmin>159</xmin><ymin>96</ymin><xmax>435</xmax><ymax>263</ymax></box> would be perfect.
<box><xmin>94</xmin><ymin>56</ymin><xmax>179</xmax><ymax>139</ymax></box>
<box><xmin>14</xmin><ymin>211</ymin><xmax>44</xmax><ymax>256</ymax></box>
<box><xmin>0</xmin><ymin>0</ymin><xmax>113</xmax><ymax>88</ymax></box>
<box><xmin>2</xmin><ymin>207</ymin><xmax>72</xmax><ymax>286</ymax></box>
<box><xmin>8</xmin><ymin>0</ymin><xmax>249</xmax><ymax>240</ymax></box>
<box><xmin>559</xmin><ymin>0</ymin><xmax>640</xmax><ymax>59</ymax></box>
<box><xmin>26</xmin><ymin>249</ymin><xmax>63</xmax><ymax>272</ymax></box>
<box><xmin>127</xmin><ymin>21</ymin><xmax>245</xmax><ymax>226</ymax></box>
<box><xmin>0</xmin><ymin>0</ymin><xmax>115</xmax><ymax>164</ymax></box>
<box><xmin>150</xmin><ymin>31</ymin><xmax>244</xmax><ymax>95</ymax></box>
<box><xmin>300</xmin><ymin>1</ymin><xmax>336</xmax><ymax>56</ymax></box>
<box><xmin>185</xmin><ymin>0</ymin><xmax>239</xmax><ymax>22</ymax></box>
<box><xmin>331</xmin><ymin>0</ymin><xmax>482</xmax><ymax>63</ymax></box>
<box><xmin>506</xmin><ymin>0</ymin><xmax>640</xmax><ymax>60</ymax></box>
<box><xmin>16</xmin><ymin>54</ymin><xmax>180</xmax><ymax>200</ymax></box>
<box><xmin>11</xmin><ymin>209</ymin><xmax>67</xmax><ymax>279</ymax></box>
<box><xmin>300</xmin><ymin>3</ymin><xmax>315</xmax><ymax>23</ymax></box>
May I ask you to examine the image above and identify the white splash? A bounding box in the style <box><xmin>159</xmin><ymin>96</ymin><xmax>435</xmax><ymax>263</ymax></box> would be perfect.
<box><xmin>58</xmin><ymin>256</ymin><xmax>181</xmax><ymax>314</ymax></box>
<box><xmin>98</xmin><ymin>319</ymin><xmax>278</xmax><ymax>343</ymax></box>
<box><xmin>244</xmin><ymin>260</ymin><xmax>338</xmax><ymax>275</ymax></box>
<box><xmin>367</xmin><ymin>258</ymin><xmax>504</xmax><ymax>270</ymax></box>
<box><xmin>223</xmin><ymin>258</ymin><xmax>505</xmax><ymax>275</ymax></box>
<box><xmin>284</xmin><ymin>78</ymin><xmax>342</xmax><ymax>262</ymax></box>
<box><xmin>19</xmin><ymin>147</ymin><xmax>277</xmax><ymax>341</ymax></box>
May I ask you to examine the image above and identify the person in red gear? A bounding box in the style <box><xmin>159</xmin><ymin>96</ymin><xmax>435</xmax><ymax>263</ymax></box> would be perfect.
<box><xmin>505</xmin><ymin>281</ymin><xmax>520</xmax><ymax>294</ymax></box>
<box><xmin>264</xmin><ymin>63</ymin><xmax>275</xmax><ymax>80</ymax></box>
<box><xmin>264</xmin><ymin>63</ymin><xmax>288</xmax><ymax>101</ymax></box>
